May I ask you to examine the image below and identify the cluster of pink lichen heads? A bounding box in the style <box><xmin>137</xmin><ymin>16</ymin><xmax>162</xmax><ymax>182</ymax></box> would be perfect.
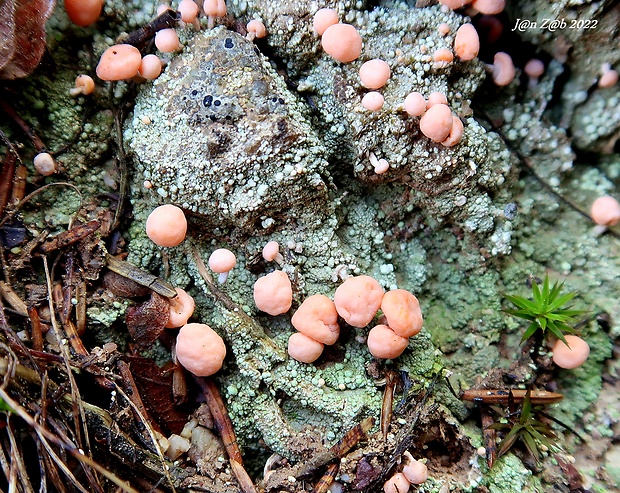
<box><xmin>311</xmin><ymin>8</ymin><xmax>490</xmax><ymax>171</ymax></box>
<box><xmin>251</xmin><ymin>244</ymin><xmax>425</xmax><ymax>364</ymax></box>
<box><xmin>72</xmin><ymin>0</ymin><xmax>263</xmax><ymax>87</ymax></box>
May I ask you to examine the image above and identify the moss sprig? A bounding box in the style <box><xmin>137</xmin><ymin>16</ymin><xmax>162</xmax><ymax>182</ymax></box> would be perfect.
<box><xmin>504</xmin><ymin>275</ymin><xmax>586</xmax><ymax>345</ymax></box>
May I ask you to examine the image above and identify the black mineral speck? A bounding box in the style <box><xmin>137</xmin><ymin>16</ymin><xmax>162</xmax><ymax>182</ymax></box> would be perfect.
<box><xmin>224</xmin><ymin>38</ymin><xmax>234</xmax><ymax>49</ymax></box>
<box><xmin>191</xmin><ymin>89</ymin><xmax>198</xmax><ymax>96</ymax></box>
<box><xmin>504</xmin><ymin>203</ymin><xmax>518</xmax><ymax>220</ymax></box>
<box><xmin>203</xmin><ymin>95</ymin><xmax>213</xmax><ymax>107</ymax></box>
<box><xmin>214</xmin><ymin>100</ymin><xmax>221</xmax><ymax>106</ymax></box>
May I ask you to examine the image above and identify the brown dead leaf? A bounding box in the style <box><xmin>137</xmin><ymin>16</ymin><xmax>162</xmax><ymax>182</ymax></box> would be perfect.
<box><xmin>0</xmin><ymin>0</ymin><xmax>56</xmax><ymax>79</ymax></box>
<box><xmin>125</xmin><ymin>292</ymin><xmax>170</xmax><ymax>345</ymax></box>
<box><xmin>124</xmin><ymin>355</ymin><xmax>190</xmax><ymax>435</ymax></box>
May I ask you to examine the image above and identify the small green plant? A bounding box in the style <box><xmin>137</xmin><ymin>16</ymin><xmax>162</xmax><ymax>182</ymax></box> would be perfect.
<box><xmin>504</xmin><ymin>275</ymin><xmax>586</xmax><ymax>345</ymax></box>
<box><xmin>487</xmin><ymin>391</ymin><xmax>560</xmax><ymax>463</ymax></box>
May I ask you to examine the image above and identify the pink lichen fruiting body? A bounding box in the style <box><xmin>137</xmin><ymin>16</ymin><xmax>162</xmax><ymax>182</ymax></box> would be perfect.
<box><xmin>492</xmin><ymin>52</ymin><xmax>516</xmax><ymax>86</ymax></box>
<box><xmin>313</xmin><ymin>8</ymin><xmax>339</xmax><ymax>35</ymax></box>
<box><xmin>426</xmin><ymin>91</ymin><xmax>448</xmax><ymax>109</ymax></box>
<box><xmin>72</xmin><ymin>74</ymin><xmax>95</xmax><ymax>96</ymax></box>
<box><xmin>442</xmin><ymin>116</ymin><xmax>464</xmax><ymax>147</ymax></box>
<box><xmin>359</xmin><ymin>59</ymin><xmax>391</xmax><ymax>89</ymax></box>
<box><xmin>433</xmin><ymin>48</ymin><xmax>454</xmax><ymax>64</ymax></box>
<box><xmin>367</xmin><ymin>325</ymin><xmax>409</xmax><ymax>359</ymax></box>
<box><xmin>262</xmin><ymin>241</ymin><xmax>280</xmax><ymax>261</ymax></box>
<box><xmin>178</xmin><ymin>0</ymin><xmax>199</xmax><ymax>23</ymax></box>
<box><xmin>437</xmin><ymin>23</ymin><xmax>451</xmax><ymax>35</ymax></box>
<box><xmin>166</xmin><ymin>288</ymin><xmax>195</xmax><ymax>328</ymax></box>
<box><xmin>380</xmin><ymin>289</ymin><xmax>423</xmax><ymax>338</ymax></box>
<box><xmin>253</xmin><ymin>270</ymin><xmax>293</xmax><ymax>316</ymax></box>
<box><xmin>362</xmin><ymin>92</ymin><xmax>385</xmax><ymax>111</ymax></box>
<box><xmin>334</xmin><ymin>275</ymin><xmax>384</xmax><ymax>328</ymax></box>
<box><xmin>33</xmin><ymin>152</ymin><xmax>56</xmax><ymax>176</ymax></box>
<box><xmin>524</xmin><ymin>59</ymin><xmax>545</xmax><ymax>79</ymax></box>
<box><xmin>599</xmin><ymin>69</ymin><xmax>619</xmax><ymax>88</ymax></box>
<box><xmin>96</xmin><ymin>44</ymin><xmax>142</xmax><ymax>81</ymax></box>
<box><xmin>383</xmin><ymin>472</ymin><xmax>410</xmax><ymax>493</ymax></box>
<box><xmin>552</xmin><ymin>335</ymin><xmax>590</xmax><ymax>369</ymax></box>
<box><xmin>590</xmin><ymin>196</ymin><xmax>620</xmax><ymax>226</ymax></box>
<box><xmin>139</xmin><ymin>54</ymin><xmax>163</xmax><ymax>80</ymax></box>
<box><xmin>402</xmin><ymin>460</ymin><xmax>428</xmax><ymax>485</ymax></box>
<box><xmin>404</xmin><ymin>92</ymin><xmax>426</xmax><ymax>116</ymax></box>
<box><xmin>208</xmin><ymin>248</ymin><xmax>236</xmax><ymax>275</ymax></box>
<box><xmin>155</xmin><ymin>28</ymin><xmax>180</xmax><ymax>53</ymax></box>
<box><xmin>175</xmin><ymin>323</ymin><xmax>226</xmax><ymax>376</ymax></box>
<box><xmin>321</xmin><ymin>24</ymin><xmax>362</xmax><ymax>63</ymax></box>
<box><xmin>471</xmin><ymin>0</ymin><xmax>505</xmax><ymax>14</ymax></box>
<box><xmin>288</xmin><ymin>332</ymin><xmax>324</xmax><ymax>363</ymax></box>
<box><xmin>419</xmin><ymin>103</ymin><xmax>453</xmax><ymax>142</ymax></box>
<box><xmin>454</xmin><ymin>24</ymin><xmax>479</xmax><ymax>61</ymax></box>
<box><xmin>65</xmin><ymin>0</ymin><xmax>103</xmax><ymax>26</ymax></box>
<box><xmin>145</xmin><ymin>204</ymin><xmax>188</xmax><ymax>247</ymax></box>
<box><xmin>247</xmin><ymin>19</ymin><xmax>267</xmax><ymax>39</ymax></box>
<box><xmin>291</xmin><ymin>294</ymin><xmax>340</xmax><ymax>345</ymax></box>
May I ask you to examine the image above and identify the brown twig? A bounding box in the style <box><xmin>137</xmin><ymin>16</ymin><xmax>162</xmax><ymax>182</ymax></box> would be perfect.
<box><xmin>38</xmin><ymin>220</ymin><xmax>101</xmax><ymax>254</ymax></box>
<box><xmin>381</xmin><ymin>370</ymin><xmax>399</xmax><ymax>442</ymax></box>
<box><xmin>28</xmin><ymin>305</ymin><xmax>44</xmax><ymax>352</ymax></box>
<box><xmin>119</xmin><ymin>9</ymin><xmax>181</xmax><ymax>47</ymax></box>
<box><xmin>195</xmin><ymin>377</ymin><xmax>259</xmax><ymax>493</ymax></box>
<box><xmin>0</xmin><ymin>280</ymin><xmax>28</xmax><ymax>316</ymax></box>
<box><xmin>311</xmin><ymin>462</ymin><xmax>340</xmax><ymax>493</ymax></box>
<box><xmin>297</xmin><ymin>417</ymin><xmax>375</xmax><ymax>480</ymax></box>
<box><xmin>0</xmin><ymin>151</ymin><xmax>17</xmax><ymax>216</ymax></box>
<box><xmin>0</xmin><ymin>100</ymin><xmax>48</xmax><ymax>152</ymax></box>
<box><xmin>105</xmin><ymin>254</ymin><xmax>177</xmax><ymax>298</ymax></box>
<box><xmin>11</xmin><ymin>165</ymin><xmax>27</xmax><ymax>204</ymax></box>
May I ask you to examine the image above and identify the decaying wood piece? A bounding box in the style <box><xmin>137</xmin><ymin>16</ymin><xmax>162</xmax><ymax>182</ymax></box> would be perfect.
<box><xmin>38</xmin><ymin>220</ymin><xmax>101</xmax><ymax>254</ymax></box>
<box><xmin>195</xmin><ymin>377</ymin><xmax>259</xmax><ymax>493</ymax></box>
<box><xmin>297</xmin><ymin>416</ymin><xmax>375</xmax><ymax>480</ymax></box>
<box><xmin>0</xmin><ymin>280</ymin><xmax>28</xmax><ymax>316</ymax></box>
<box><xmin>0</xmin><ymin>0</ymin><xmax>56</xmax><ymax>79</ymax></box>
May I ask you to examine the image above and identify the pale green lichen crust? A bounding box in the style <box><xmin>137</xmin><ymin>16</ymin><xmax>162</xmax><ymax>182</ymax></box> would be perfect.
<box><xmin>125</xmin><ymin>27</ymin><xmax>331</xmax><ymax>233</ymax></box>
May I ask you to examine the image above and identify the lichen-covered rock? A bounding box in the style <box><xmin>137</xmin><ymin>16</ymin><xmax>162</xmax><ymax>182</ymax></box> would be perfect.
<box><xmin>226</xmin><ymin>0</ymin><xmax>368</xmax><ymax>75</ymax></box>
<box><xmin>297</xmin><ymin>4</ymin><xmax>514</xmax><ymax>230</ymax></box>
<box><xmin>125</xmin><ymin>27</ymin><xmax>331</xmax><ymax>234</ymax></box>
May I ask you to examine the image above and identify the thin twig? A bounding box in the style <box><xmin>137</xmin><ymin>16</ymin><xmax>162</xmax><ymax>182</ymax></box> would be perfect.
<box><xmin>112</xmin><ymin>383</ymin><xmax>177</xmax><ymax>493</ymax></box>
<box><xmin>0</xmin><ymin>182</ymin><xmax>83</xmax><ymax>229</ymax></box>
<box><xmin>7</xmin><ymin>416</ymin><xmax>36</xmax><ymax>493</ymax></box>
<box><xmin>195</xmin><ymin>377</ymin><xmax>258</xmax><ymax>493</ymax></box>
<box><xmin>0</xmin><ymin>100</ymin><xmax>47</xmax><ymax>152</ymax></box>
